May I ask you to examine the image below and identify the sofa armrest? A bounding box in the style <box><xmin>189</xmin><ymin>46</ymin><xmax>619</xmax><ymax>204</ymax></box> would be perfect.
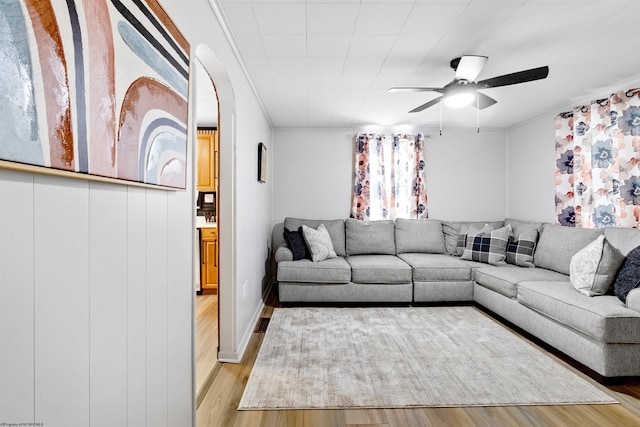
<box><xmin>275</xmin><ymin>243</ymin><xmax>293</xmax><ymax>262</ymax></box>
<box><xmin>627</xmin><ymin>288</ymin><xmax>640</xmax><ymax>313</ymax></box>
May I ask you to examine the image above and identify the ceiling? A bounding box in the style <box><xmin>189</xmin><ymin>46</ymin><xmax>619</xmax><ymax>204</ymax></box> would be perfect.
<box><xmin>215</xmin><ymin>0</ymin><xmax>640</xmax><ymax>130</ymax></box>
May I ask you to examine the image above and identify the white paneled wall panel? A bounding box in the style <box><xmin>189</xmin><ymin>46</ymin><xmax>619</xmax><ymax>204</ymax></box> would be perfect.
<box><xmin>34</xmin><ymin>175</ymin><xmax>90</xmax><ymax>427</ymax></box>
<box><xmin>0</xmin><ymin>170</ymin><xmax>35</xmax><ymax>424</ymax></box>
<box><xmin>89</xmin><ymin>183</ymin><xmax>128</xmax><ymax>427</ymax></box>
<box><xmin>167</xmin><ymin>190</ymin><xmax>194</xmax><ymax>426</ymax></box>
<box><xmin>127</xmin><ymin>186</ymin><xmax>148</xmax><ymax>427</ymax></box>
<box><xmin>0</xmin><ymin>169</ymin><xmax>193</xmax><ymax>426</ymax></box>
<box><xmin>145</xmin><ymin>190</ymin><xmax>169</xmax><ymax>427</ymax></box>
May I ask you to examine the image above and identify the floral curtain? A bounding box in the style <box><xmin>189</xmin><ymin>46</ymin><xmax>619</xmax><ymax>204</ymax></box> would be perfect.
<box><xmin>555</xmin><ymin>88</ymin><xmax>640</xmax><ymax>228</ymax></box>
<box><xmin>351</xmin><ymin>133</ymin><xmax>428</xmax><ymax>221</ymax></box>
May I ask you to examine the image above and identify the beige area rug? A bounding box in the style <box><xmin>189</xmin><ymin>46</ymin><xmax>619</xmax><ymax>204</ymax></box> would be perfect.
<box><xmin>238</xmin><ymin>306</ymin><xmax>617</xmax><ymax>410</ymax></box>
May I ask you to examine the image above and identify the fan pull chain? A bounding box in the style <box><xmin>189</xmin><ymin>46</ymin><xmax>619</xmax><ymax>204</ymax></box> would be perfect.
<box><xmin>439</xmin><ymin>101</ymin><xmax>443</xmax><ymax>136</ymax></box>
<box><xmin>476</xmin><ymin>96</ymin><xmax>480</xmax><ymax>133</ymax></box>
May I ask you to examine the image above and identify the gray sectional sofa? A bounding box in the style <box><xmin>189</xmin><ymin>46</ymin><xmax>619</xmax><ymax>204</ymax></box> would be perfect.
<box><xmin>273</xmin><ymin>217</ymin><xmax>640</xmax><ymax>379</ymax></box>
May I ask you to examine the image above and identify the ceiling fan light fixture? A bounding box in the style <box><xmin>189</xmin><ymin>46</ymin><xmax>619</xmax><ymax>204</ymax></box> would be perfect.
<box><xmin>444</xmin><ymin>91</ymin><xmax>475</xmax><ymax>108</ymax></box>
<box><xmin>390</xmin><ymin>55</ymin><xmax>549</xmax><ymax>114</ymax></box>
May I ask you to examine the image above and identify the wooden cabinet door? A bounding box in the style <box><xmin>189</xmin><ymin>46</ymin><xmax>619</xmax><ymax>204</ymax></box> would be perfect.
<box><xmin>201</xmin><ymin>228</ymin><xmax>218</xmax><ymax>292</ymax></box>
<box><xmin>197</xmin><ymin>130</ymin><xmax>217</xmax><ymax>192</ymax></box>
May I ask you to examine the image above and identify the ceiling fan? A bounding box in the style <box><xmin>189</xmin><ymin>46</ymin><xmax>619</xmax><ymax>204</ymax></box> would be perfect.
<box><xmin>389</xmin><ymin>55</ymin><xmax>549</xmax><ymax>112</ymax></box>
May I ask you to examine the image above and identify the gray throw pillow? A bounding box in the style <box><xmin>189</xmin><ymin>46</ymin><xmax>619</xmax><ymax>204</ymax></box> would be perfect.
<box><xmin>302</xmin><ymin>224</ymin><xmax>337</xmax><ymax>262</ymax></box>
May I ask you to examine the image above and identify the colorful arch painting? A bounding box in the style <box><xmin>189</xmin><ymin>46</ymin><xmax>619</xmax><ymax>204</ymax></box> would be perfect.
<box><xmin>0</xmin><ymin>0</ymin><xmax>190</xmax><ymax>189</ymax></box>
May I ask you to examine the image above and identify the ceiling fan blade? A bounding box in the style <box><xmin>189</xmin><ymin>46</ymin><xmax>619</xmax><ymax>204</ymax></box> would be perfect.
<box><xmin>409</xmin><ymin>96</ymin><xmax>442</xmax><ymax>113</ymax></box>
<box><xmin>388</xmin><ymin>87</ymin><xmax>443</xmax><ymax>93</ymax></box>
<box><xmin>454</xmin><ymin>55</ymin><xmax>488</xmax><ymax>82</ymax></box>
<box><xmin>473</xmin><ymin>92</ymin><xmax>498</xmax><ymax>110</ymax></box>
<box><xmin>477</xmin><ymin>66</ymin><xmax>549</xmax><ymax>89</ymax></box>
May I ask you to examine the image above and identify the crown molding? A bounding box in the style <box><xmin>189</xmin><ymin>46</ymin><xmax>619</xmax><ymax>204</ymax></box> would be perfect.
<box><xmin>205</xmin><ymin>0</ymin><xmax>273</xmax><ymax>128</ymax></box>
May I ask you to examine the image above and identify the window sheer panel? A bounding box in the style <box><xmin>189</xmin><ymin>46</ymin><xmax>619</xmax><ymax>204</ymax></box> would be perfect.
<box><xmin>351</xmin><ymin>134</ymin><xmax>428</xmax><ymax>221</ymax></box>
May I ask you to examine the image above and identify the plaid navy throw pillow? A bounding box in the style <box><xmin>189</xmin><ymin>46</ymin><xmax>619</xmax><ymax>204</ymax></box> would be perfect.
<box><xmin>461</xmin><ymin>225</ymin><xmax>511</xmax><ymax>265</ymax></box>
<box><xmin>506</xmin><ymin>230</ymin><xmax>538</xmax><ymax>268</ymax></box>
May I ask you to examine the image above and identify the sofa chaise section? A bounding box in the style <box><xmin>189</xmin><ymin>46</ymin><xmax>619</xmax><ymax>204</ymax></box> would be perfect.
<box><xmin>474</xmin><ymin>282</ymin><xmax>640</xmax><ymax>377</ymax></box>
<box><xmin>473</xmin><ymin>222</ymin><xmax>640</xmax><ymax>377</ymax></box>
<box><xmin>517</xmin><ymin>281</ymin><xmax>640</xmax><ymax>345</ymax></box>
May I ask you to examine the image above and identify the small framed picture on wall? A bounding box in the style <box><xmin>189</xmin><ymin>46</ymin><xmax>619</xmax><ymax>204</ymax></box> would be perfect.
<box><xmin>258</xmin><ymin>142</ymin><xmax>267</xmax><ymax>183</ymax></box>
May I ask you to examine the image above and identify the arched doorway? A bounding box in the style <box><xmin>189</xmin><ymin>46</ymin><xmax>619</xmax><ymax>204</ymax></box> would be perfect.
<box><xmin>192</xmin><ymin>43</ymin><xmax>237</xmax><ymax>402</ymax></box>
<box><xmin>193</xmin><ymin>56</ymin><xmax>218</xmax><ymax>399</ymax></box>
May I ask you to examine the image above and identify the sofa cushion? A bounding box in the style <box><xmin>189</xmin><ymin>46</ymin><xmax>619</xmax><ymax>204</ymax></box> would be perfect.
<box><xmin>474</xmin><ymin>265</ymin><xmax>569</xmax><ymax>299</ymax></box>
<box><xmin>284</xmin><ymin>218</ymin><xmax>346</xmax><ymax>257</ymax></box>
<box><xmin>505</xmin><ymin>218</ymin><xmax>543</xmax><ymax>237</ymax></box>
<box><xmin>570</xmin><ymin>235</ymin><xmax>625</xmax><ymax>297</ymax></box>
<box><xmin>604</xmin><ymin>227</ymin><xmax>640</xmax><ymax>256</ymax></box>
<box><xmin>397</xmin><ymin>253</ymin><xmax>472</xmax><ymax>281</ymax></box>
<box><xmin>346</xmin><ymin>255</ymin><xmax>412</xmax><ymax>284</ymax></box>
<box><xmin>441</xmin><ymin>220</ymin><xmax>504</xmax><ymax>255</ymax></box>
<box><xmin>614</xmin><ymin>245</ymin><xmax>640</xmax><ymax>303</ymax></box>
<box><xmin>461</xmin><ymin>225</ymin><xmax>511</xmax><ymax>265</ymax></box>
<box><xmin>394</xmin><ymin>218</ymin><xmax>447</xmax><ymax>254</ymax></box>
<box><xmin>346</xmin><ymin>219</ymin><xmax>396</xmax><ymax>256</ymax></box>
<box><xmin>506</xmin><ymin>229</ymin><xmax>538</xmax><ymax>268</ymax></box>
<box><xmin>517</xmin><ymin>281</ymin><xmax>640</xmax><ymax>343</ymax></box>
<box><xmin>533</xmin><ymin>223</ymin><xmax>602</xmax><ymax>275</ymax></box>
<box><xmin>302</xmin><ymin>224</ymin><xmax>337</xmax><ymax>262</ymax></box>
<box><xmin>283</xmin><ymin>227</ymin><xmax>310</xmax><ymax>260</ymax></box>
<box><xmin>277</xmin><ymin>257</ymin><xmax>351</xmax><ymax>284</ymax></box>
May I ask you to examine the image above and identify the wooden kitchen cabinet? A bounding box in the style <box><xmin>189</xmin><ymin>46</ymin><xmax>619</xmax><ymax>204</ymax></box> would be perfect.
<box><xmin>197</xmin><ymin>129</ymin><xmax>218</xmax><ymax>192</ymax></box>
<box><xmin>200</xmin><ymin>228</ymin><xmax>218</xmax><ymax>293</ymax></box>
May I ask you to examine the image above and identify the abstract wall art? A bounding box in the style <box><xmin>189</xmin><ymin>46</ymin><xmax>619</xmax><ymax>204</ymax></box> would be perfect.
<box><xmin>0</xmin><ymin>0</ymin><xmax>190</xmax><ymax>189</ymax></box>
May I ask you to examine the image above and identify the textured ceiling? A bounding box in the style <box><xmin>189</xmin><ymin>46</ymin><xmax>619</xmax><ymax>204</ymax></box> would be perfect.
<box><xmin>216</xmin><ymin>0</ymin><xmax>640</xmax><ymax>130</ymax></box>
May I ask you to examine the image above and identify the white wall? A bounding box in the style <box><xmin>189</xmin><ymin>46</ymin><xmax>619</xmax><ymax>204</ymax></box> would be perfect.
<box><xmin>273</xmin><ymin>128</ymin><xmax>508</xmax><ymax>225</ymax></box>
<box><xmin>506</xmin><ymin>116</ymin><xmax>557</xmax><ymax>222</ymax></box>
<box><xmin>425</xmin><ymin>129</ymin><xmax>507</xmax><ymax>221</ymax></box>
<box><xmin>273</xmin><ymin>129</ymin><xmax>353</xmax><ymax>221</ymax></box>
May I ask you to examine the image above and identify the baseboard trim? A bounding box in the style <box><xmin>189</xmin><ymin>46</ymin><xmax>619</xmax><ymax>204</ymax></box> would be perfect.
<box><xmin>196</xmin><ymin>362</ymin><xmax>222</xmax><ymax>409</ymax></box>
<box><xmin>218</xmin><ymin>280</ymin><xmax>274</xmax><ymax>364</ymax></box>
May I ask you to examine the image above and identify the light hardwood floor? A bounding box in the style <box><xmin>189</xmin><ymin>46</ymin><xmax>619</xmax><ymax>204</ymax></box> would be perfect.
<box><xmin>196</xmin><ymin>291</ymin><xmax>640</xmax><ymax>427</ymax></box>
<box><xmin>196</xmin><ymin>293</ymin><xmax>218</xmax><ymax>400</ymax></box>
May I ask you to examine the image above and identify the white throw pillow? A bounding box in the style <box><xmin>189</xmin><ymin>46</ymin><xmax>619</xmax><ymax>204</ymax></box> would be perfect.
<box><xmin>302</xmin><ymin>224</ymin><xmax>337</xmax><ymax>262</ymax></box>
<box><xmin>570</xmin><ymin>234</ymin><xmax>621</xmax><ymax>296</ymax></box>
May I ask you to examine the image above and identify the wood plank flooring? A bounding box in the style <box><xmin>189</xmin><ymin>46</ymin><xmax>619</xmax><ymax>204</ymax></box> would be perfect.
<box><xmin>196</xmin><ymin>293</ymin><xmax>218</xmax><ymax>399</ymax></box>
<box><xmin>196</xmin><ymin>291</ymin><xmax>640</xmax><ymax>427</ymax></box>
